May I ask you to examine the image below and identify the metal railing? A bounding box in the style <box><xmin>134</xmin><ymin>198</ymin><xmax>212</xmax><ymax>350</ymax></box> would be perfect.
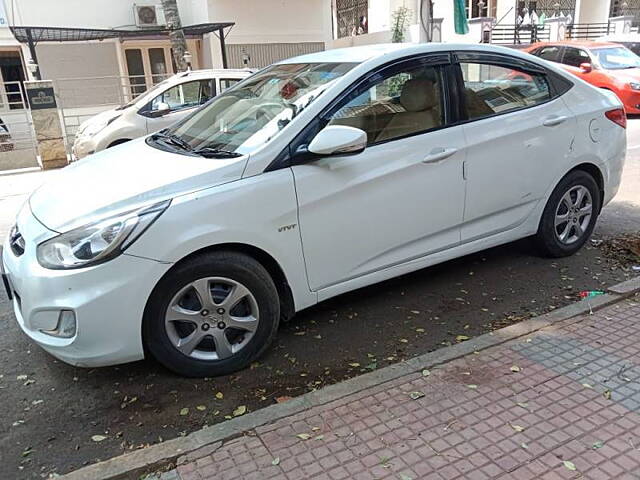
<box><xmin>490</xmin><ymin>24</ymin><xmax>550</xmax><ymax>44</ymax></box>
<box><xmin>567</xmin><ymin>23</ymin><xmax>611</xmax><ymax>40</ymax></box>
<box><xmin>52</xmin><ymin>74</ymin><xmax>169</xmax><ymax>151</ymax></box>
<box><xmin>0</xmin><ymin>80</ymin><xmax>38</xmax><ymax>170</ymax></box>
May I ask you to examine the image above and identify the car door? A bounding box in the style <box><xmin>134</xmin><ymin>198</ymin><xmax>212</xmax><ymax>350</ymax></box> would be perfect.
<box><xmin>143</xmin><ymin>79</ymin><xmax>216</xmax><ymax>133</ymax></box>
<box><xmin>456</xmin><ymin>52</ymin><xmax>577</xmax><ymax>242</ymax></box>
<box><xmin>559</xmin><ymin>46</ymin><xmax>593</xmax><ymax>80</ymax></box>
<box><xmin>291</xmin><ymin>55</ymin><xmax>467</xmax><ymax>291</ymax></box>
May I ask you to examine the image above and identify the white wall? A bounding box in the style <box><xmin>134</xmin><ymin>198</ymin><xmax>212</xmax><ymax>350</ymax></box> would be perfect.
<box><xmin>3</xmin><ymin>0</ymin><xmax>209</xmax><ymax>29</ymax></box>
<box><xmin>575</xmin><ymin>0</ymin><xmax>612</xmax><ymax>24</ymax></box>
<box><xmin>207</xmin><ymin>0</ymin><xmax>332</xmax><ymax>45</ymax></box>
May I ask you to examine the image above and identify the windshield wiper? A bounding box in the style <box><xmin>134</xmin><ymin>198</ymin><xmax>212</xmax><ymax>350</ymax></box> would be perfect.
<box><xmin>191</xmin><ymin>146</ymin><xmax>241</xmax><ymax>158</ymax></box>
<box><xmin>152</xmin><ymin>131</ymin><xmax>193</xmax><ymax>151</ymax></box>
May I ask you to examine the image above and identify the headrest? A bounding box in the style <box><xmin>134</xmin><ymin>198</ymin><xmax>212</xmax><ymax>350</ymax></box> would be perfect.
<box><xmin>400</xmin><ymin>79</ymin><xmax>438</xmax><ymax>112</ymax></box>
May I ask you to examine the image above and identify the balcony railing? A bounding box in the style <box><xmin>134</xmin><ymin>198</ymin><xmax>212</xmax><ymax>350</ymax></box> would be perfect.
<box><xmin>490</xmin><ymin>24</ymin><xmax>550</xmax><ymax>45</ymax></box>
<box><xmin>567</xmin><ymin>23</ymin><xmax>611</xmax><ymax>40</ymax></box>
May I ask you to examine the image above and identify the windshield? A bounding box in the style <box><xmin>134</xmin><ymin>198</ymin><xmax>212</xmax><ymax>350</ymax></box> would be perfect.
<box><xmin>162</xmin><ymin>62</ymin><xmax>356</xmax><ymax>156</ymax></box>
<box><xmin>593</xmin><ymin>46</ymin><xmax>640</xmax><ymax>70</ymax></box>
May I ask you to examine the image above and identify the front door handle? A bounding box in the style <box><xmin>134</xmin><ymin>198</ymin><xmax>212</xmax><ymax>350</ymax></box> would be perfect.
<box><xmin>542</xmin><ymin>115</ymin><xmax>568</xmax><ymax>127</ymax></box>
<box><xmin>422</xmin><ymin>147</ymin><xmax>458</xmax><ymax>164</ymax></box>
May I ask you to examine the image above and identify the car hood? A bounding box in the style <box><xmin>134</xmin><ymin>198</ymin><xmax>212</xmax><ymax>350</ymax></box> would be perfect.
<box><xmin>614</xmin><ymin>68</ymin><xmax>640</xmax><ymax>82</ymax></box>
<box><xmin>29</xmin><ymin>138</ymin><xmax>248</xmax><ymax>232</ymax></box>
<box><xmin>77</xmin><ymin>108</ymin><xmax>123</xmax><ymax>134</ymax></box>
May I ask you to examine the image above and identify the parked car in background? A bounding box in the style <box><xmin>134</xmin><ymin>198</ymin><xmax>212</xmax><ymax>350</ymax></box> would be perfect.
<box><xmin>72</xmin><ymin>69</ymin><xmax>253</xmax><ymax>159</ymax></box>
<box><xmin>3</xmin><ymin>44</ymin><xmax>626</xmax><ymax>377</ymax></box>
<box><xmin>598</xmin><ymin>33</ymin><xmax>640</xmax><ymax>56</ymax></box>
<box><xmin>526</xmin><ymin>41</ymin><xmax>640</xmax><ymax>114</ymax></box>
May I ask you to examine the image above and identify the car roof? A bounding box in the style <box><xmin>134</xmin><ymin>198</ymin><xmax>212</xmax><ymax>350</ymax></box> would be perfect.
<box><xmin>279</xmin><ymin>42</ymin><xmax>541</xmax><ymax>65</ymax></box>
<box><xmin>530</xmin><ymin>40</ymin><xmax>622</xmax><ymax>50</ymax></box>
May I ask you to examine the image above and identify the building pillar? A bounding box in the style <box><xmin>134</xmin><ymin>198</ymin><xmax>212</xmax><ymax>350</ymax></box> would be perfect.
<box><xmin>24</xmin><ymin>80</ymin><xmax>68</xmax><ymax>170</ymax></box>
<box><xmin>609</xmin><ymin>15</ymin><xmax>634</xmax><ymax>34</ymax></box>
<box><xmin>468</xmin><ymin>17</ymin><xmax>494</xmax><ymax>43</ymax></box>
<box><xmin>545</xmin><ymin>16</ymin><xmax>568</xmax><ymax>42</ymax></box>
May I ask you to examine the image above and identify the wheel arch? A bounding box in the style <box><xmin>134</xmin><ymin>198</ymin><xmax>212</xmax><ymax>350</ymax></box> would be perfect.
<box><xmin>153</xmin><ymin>242</ymin><xmax>296</xmax><ymax>323</ymax></box>
<box><xmin>107</xmin><ymin>138</ymin><xmax>132</xmax><ymax>148</ymax></box>
<box><xmin>566</xmin><ymin>162</ymin><xmax>605</xmax><ymax>213</ymax></box>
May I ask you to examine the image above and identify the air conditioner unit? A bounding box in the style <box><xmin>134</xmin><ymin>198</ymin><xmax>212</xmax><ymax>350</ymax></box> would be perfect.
<box><xmin>134</xmin><ymin>4</ymin><xmax>165</xmax><ymax>28</ymax></box>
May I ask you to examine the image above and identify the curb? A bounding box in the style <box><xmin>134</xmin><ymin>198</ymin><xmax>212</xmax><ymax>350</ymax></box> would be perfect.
<box><xmin>60</xmin><ymin>276</ymin><xmax>640</xmax><ymax>480</ymax></box>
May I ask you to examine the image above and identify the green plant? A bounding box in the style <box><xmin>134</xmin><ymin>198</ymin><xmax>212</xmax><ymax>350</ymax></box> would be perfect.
<box><xmin>391</xmin><ymin>6</ymin><xmax>412</xmax><ymax>43</ymax></box>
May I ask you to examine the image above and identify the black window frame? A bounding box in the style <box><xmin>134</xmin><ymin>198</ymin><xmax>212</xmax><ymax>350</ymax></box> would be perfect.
<box><xmin>266</xmin><ymin>53</ymin><xmax>456</xmax><ymax>171</ymax></box>
<box><xmin>450</xmin><ymin>51</ymin><xmax>573</xmax><ymax>126</ymax></box>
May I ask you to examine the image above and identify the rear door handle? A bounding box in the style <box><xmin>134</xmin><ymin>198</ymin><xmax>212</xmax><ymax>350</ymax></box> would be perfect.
<box><xmin>422</xmin><ymin>147</ymin><xmax>458</xmax><ymax>164</ymax></box>
<box><xmin>542</xmin><ymin>115</ymin><xmax>568</xmax><ymax>127</ymax></box>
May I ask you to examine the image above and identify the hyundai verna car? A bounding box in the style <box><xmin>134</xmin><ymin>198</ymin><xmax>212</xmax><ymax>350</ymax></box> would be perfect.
<box><xmin>72</xmin><ymin>69</ymin><xmax>252</xmax><ymax>159</ymax></box>
<box><xmin>1</xmin><ymin>44</ymin><xmax>626</xmax><ymax>377</ymax></box>
<box><xmin>527</xmin><ymin>41</ymin><xmax>640</xmax><ymax>114</ymax></box>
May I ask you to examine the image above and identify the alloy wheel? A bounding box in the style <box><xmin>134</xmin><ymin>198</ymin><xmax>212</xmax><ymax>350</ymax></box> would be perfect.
<box><xmin>554</xmin><ymin>185</ymin><xmax>593</xmax><ymax>245</ymax></box>
<box><xmin>164</xmin><ymin>277</ymin><xmax>259</xmax><ymax>361</ymax></box>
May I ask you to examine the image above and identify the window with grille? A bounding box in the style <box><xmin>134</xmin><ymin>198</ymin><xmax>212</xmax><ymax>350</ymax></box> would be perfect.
<box><xmin>335</xmin><ymin>0</ymin><xmax>368</xmax><ymax>38</ymax></box>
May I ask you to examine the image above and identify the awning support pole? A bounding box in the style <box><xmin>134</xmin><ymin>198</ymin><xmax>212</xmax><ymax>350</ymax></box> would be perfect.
<box><xmin>218</xmin><ymin>26</ymin><xmax>228</xmax><ymax>69</ymax></box>
<box><xmin>25</xmin><ymin>28</ymin><xmax>42</xmax><ymax>80</ymax></box>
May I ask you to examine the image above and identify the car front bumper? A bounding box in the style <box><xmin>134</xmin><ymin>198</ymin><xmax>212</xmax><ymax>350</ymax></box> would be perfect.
<box><xmin>2</xmin><ymin>207</ymin><xmax>172</xmax><ymax>367</ymax></box>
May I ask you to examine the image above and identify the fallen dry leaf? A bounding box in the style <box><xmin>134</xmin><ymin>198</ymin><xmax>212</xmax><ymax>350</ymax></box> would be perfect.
<box><xmin>233</xmin><ymin>405</ymin><xmax>247</xmax><ymax>417</ymax></box>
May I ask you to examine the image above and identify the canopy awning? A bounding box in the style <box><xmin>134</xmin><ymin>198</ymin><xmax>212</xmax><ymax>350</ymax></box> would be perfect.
<box><xmin>9</xmin><ymin>23</ymin><xmax>234</xmax><ymax>43</ymax></box>
<box><xmin>10</xmin><ymin>23</ymin><xmax>234</xmax><ymax>76</ymax></box>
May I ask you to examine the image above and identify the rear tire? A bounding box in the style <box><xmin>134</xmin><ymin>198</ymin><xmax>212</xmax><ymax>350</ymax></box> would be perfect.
<box><xmin>534</xmin><ymin>170</ymin><xmax>600</xmax><ymax>258</ymax></box>
<box><xmin>143</xmin><ymin>251</ymin><xmax>280</xmax><ymax>377</ymax></box>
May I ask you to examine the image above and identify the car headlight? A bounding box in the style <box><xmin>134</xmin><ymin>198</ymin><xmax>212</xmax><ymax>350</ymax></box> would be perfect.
<box><xmin>37</xmin><ymin>200</ymin><xmax>170</xmax><ymax>269</ymax></box>
<box><xmin>629</xmin><ymin>82</ymin><xmax>640</xmax><ymax>91</ymax></box>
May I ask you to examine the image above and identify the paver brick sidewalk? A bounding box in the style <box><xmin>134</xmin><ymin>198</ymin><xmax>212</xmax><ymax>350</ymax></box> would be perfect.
<box><xmin>170</xmin><ymin>296</ymin><xmax>640</xmax><ymax>480</ymax></box>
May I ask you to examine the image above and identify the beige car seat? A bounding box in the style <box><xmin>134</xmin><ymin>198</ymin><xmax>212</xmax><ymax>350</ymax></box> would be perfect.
<box><xmin>374</xmin><ymin>79</ymin><xmax>441</xmax><ymax>143</ymax></box>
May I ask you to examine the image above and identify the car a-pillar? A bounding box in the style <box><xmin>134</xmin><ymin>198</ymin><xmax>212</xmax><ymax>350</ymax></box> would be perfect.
<box><xmin>24</xmin><ymin>80</ymin><xmax>69</xmax><ymax>170</ymax></box>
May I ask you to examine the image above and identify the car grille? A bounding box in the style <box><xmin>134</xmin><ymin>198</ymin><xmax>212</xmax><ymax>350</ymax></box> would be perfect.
<box><xmin>9</xmin><ymin>225</ymin><xmax>25</xmax><ymax>256</ymax></box>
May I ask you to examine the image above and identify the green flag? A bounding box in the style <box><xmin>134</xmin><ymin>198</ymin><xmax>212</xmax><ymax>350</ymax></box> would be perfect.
<box><xmin>454</xmin><ymin>0</ymin><xmax>469</xmax><ymax>34</ymax></box>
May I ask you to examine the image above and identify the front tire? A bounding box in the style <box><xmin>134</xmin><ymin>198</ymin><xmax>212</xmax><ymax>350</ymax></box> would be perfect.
<box><xmin>143</xmin><ymin>251</ymin><xmax>280</xmax><ymax>377</ymax></box>
<box><xmin>535</xmin><ymin>170</ymin><xmax>600</xmax><ymax>258</ymax></box>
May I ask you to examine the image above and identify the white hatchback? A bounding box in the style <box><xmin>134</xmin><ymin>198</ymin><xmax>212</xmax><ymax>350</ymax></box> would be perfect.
<box><xmin>72</xmin><ymin>69</ymin><xmax>252</xmax><ymax>159</ymax></box>
<box><xmin>2</xmin><ymin>44</ymin><xmax>626</xmax><ymax>377</ymax></box>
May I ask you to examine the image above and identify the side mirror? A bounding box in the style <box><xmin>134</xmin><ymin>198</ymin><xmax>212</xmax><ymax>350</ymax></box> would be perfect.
<box><xmin>308</xmin><ymin>125</ymin><xmax>367</xmax><ymax>156</ymax></box>
<box><xmin>579</xmin><ymin>63</ymin><xmax>592</xmax><ymax>73</ymax></box>
<box><xmin>150</xmin><ymin>101</ymin><xmax>171</xmax><ymax>117</ymax></box>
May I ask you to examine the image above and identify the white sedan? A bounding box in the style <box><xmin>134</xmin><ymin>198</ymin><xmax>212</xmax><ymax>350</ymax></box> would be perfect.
<box><xmin>72</xmin><ymin>69</ymin><xmax>252</xmax><ymax>159</ymax></box>
<box><xmin>2</xmin><ymin>43</ymin><xmax>626</xmax><ymax>377</ymax></box>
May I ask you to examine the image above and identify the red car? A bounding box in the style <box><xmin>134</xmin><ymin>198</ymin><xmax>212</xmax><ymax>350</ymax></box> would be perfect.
<box><xmin>526</xmin><ymin>41</ymin><xmax>640</xmax><ymax>114</ymax></box>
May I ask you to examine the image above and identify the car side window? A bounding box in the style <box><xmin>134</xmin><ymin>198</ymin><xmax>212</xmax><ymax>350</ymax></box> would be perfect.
<box><xmin>460</xmin><ymin>62</ymin><xmax>551</xmax><ymax>120</ymax></box>
<box><xmin>561</xmin><ymin>47</ymin><xmax>591</xmax><ymax>68</ymax></box>
<box><xmin>220</xmin><ymin>78</ymin><xmax>241</xmax><ymax>92</ymax></box>
<box><xmin>151</xmin><ymin>80</ymin><xmax>215</xmax><ymax>112</ymax></box>
<box><xmin>535</xmin><ymin>46</ymin><xmax>560</xmax><ymax>62</ymax></box>
<box><xmin>326</xmin><ymin>63</ymin><xmax>444</xmax><ymax>145</ymax></box>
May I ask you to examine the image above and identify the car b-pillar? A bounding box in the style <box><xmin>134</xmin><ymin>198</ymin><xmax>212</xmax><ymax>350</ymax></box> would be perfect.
<box><xmin>24</xmin><ymin>80</ymin><xmax>69</xmax><ymax>170</ymax></box>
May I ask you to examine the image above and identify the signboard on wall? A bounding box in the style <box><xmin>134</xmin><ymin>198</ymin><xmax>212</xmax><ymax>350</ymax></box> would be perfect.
<box><xmin>27</xmin><ymin>87</ymin><xmax>57</xmax><ymax>110</ymax></box>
